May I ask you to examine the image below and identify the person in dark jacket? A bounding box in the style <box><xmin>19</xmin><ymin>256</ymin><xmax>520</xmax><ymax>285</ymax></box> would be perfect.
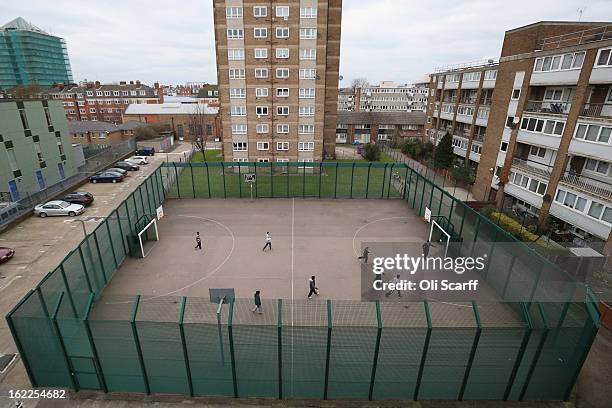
<box><xmin>252</xmin><ymin>290</ymin><xmax>262</xmax><ymax>314</ymax></box>
<box><xmin>422</xmin><ymin>240</ymin><xmax>431</xmax><ymax>258</ymax></box>
<box><xmin>358</xmin><ymin>246</ymin><xmax>370</xmax><ymax>263</ymax></box>
<box><xmin>195</xmin><ymin>232</ymin><xmax>202</xmax><ymax>250</ymax></box>
<box><xmin>307</xmin><ymin>276</ymin><xmax>319</xmax><ymax>299</ymax></box>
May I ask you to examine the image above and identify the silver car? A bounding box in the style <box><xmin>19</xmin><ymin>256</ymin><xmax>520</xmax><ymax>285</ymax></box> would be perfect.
<box><xmin>34</xmin><ymin>200</ymin><xmax>85</xmax><ymax>218</ymax></box>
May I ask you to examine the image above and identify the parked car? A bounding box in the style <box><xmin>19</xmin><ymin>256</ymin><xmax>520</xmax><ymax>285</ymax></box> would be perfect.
<box><xmin>34</xmin><ymin>200</ymin><xmax>85</xmax><ymax>218</ymax></box>
<box><xmin>89</xmin><ymin>171</ymin><xmax>125</xmax><ymax>183</ymax></box>
<box><xmin>127</xmin><ymin>156</ymin><xmax>149</xmax><ymax>165</ymax></box>
<box><xmin>62</xmin><ymin>191</ymin><xmax>94</xmax><ymax>207</ymax></box>
<box><xmin>0</xmin><ymin>247</ymin><xmax>15</xmax><ymax>264</ymax></box>
<box><xmin>115</xmin><ymin>161</ymin><xmax>140</xmax><ymax>171</ymax></box>
<box><xmin>107</xmin><ymin>167</ymin><xmax>128</xmax><ymax>177</ymax></box>
<box><xmin>136</xmin><ymin>147</ymin><xmax>155</xmax><ymax>156</ymax></box>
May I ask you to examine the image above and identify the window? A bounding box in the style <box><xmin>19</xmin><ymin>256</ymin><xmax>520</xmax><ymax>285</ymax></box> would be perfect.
<box><xmin>299</xmin><ymin>106</ymin><xmax>315</xmax><ymax>116</ymax></box>
<box><xmin>227</xmin><ymin>28</ymin><xmax>243</xmax><ymax>39</ymax></box>
<box><xmin>543</xmin><ymin>88</ymin><xmax>564</xmax><ymax>101</ymax></box>
<box><xmin>232</xmin><ymin>124</ymin><xmax>247</xmax><ymax>134</ymax></box>
<box><xmin>256</xmin><ymin>106</ymin><xmax>269</xmax><ymax>116</ymax></box>
<box><xmin>229</xmin><ymin>68</ymin><xmax>246</xmax><ymax>79</ymax></box>
<box><xmin>530</xmin><ymin>145</ymin><xmax>546</xmax><ymax>158</ymax></box>
<box><xmin>255</xmin><ymin>48</ymin><xmax>268</xmax><ymax>59</ymax></box>
<box><xmin>534</xmin><ymin>51</ymin><xmax>585</xmax><ymax>72</ymax></box>
<box><xmin>7</xmin><ymin>148</ymin><xmax>19</xmax><ymax>171</ymax></box>
<box><xmin>233</xmin><ymin>158</ymin><xmax>248</xmax><ymax>163</ymax></box>
<box><xmin>511</xmin><ymin>89</ymin><xmax>521</xmax><ymax>100</ymax></box>
<box><xmin>300</xmin><ymin>48</ymin><xmax>316</xmax><ymax>60</ymax></box>
<box><xmin>33</xmin><ymin>142</ymin><xmax>43</xmax><ymax>162</ymax></box>
<box><xmin>255</xmin><ymin>68</ymin><xmax>268</xmax><ymax>78</ymax></box>
<box><xmin>230</xmin><ymin>88</ymin><xmax>246</xmax><ymax>98</ymax></box>
<box><xmin>256</xmin><ymin>88</ymin><xmax>269</xmax><ymax>97</ymax></box>
<box><xmin>256</xmin><ymin>124</ymin><xmax>269</xmax><ymax>133</ymax></box>
<box><xmin>506</xmin><ymin>116</ymin><xmax>516</xmax><ymax>128</ymax></box>
<box><xmin>596</xmin><ymin>48</ymin><xmax>612</xmax><ymax>67</ymax></box>
<box><xmin>277</xmin><ymin>142</ymin><xmax>289</xmax><ymax>151</ymax></box>
<box><xmin>300</xmin><ymin>28</ymin><xmax>317</xmax><ymax>39</ymax></box>
<box><xmin>228</xmin><ymin>48</ymin><xmax>245</xmax><ymax>60</ymax></box>
<box><xmin>543</xmin><ymin>119</ymin><xmax>565</xmax><ymax>135</ymax></box>
<box><xmin>463</xmin><ymin>71</ymin><xmax>481</xmax><ymax>82</ymax></box>
<box><xmin>277</xmin><ymin>106</ymin><xmax>289</xmax><ymax>115</ymax></box>
<box><xmin>233</xmin><ymin>142</ymin><xmax>248</xmax><ymax>151</ymax></box>
<box><xmin>97</xmin><ymin>91</ymin><xmax>103</xmax><ymax>96</ymax></box>
<box><xmin>231</xmin><ymin>106</ymin><xmax>246</xmax><ymax>116</ymax></box>
<box><xmin>277</xmin><ymin>88</ymin><xmax>289</xmax><ymax>97</ymax></box>
<box><xmin>276</xmin><ymin>68</ymin><xmax>289</xmax><ymax>78</ymax></box>
<box><xmin>258</xmin><ymin>158</ymin><xmax>270</xmax><ymax>163</ymax></box>
<box><xmin>471</xmin><ymin>144</ymin><xmax>482</xmax><ymax>154</ymax></box>
<box><xmin>299</xmin><ymin>68</ymin><xmax>316</xmax><ymax>79</ymax></box>
<box><xmin>298</xmin><ymin>142</ymin><xmax>315</xmax><ymax>151</ymax></box>
<box><xmin>253</xmin><ymin>6</ymin><xmax>267</xmax><ymax>17</ymax></box>
<box><xmin>276</xmin><ymin>27</ymin><xmax>289</xmax><ymax>38</ymax></box>
<box><xmin>18</xmin><ymin>109</ymin><xmax>29</xmax><ymax>130</ymax></box>
<box><xmin>43</xmin><ymin>107</ymin><xmax>53</xmax><ymax>126</ymax></box>
<box><xmin>584</xmin><ymin>158</ymin><xmax>610</xmax><ymax>175</ymax></box>
<box><xmin>277</xmin><ymin>158</ymin><xmax>289</xmax><ymax>163</ymax></box>
<box><xmin>299</xmin><ymin>88</ymin><xmax>315</xmax><ymax>98</ymax></box>
<box><xmin>500</xmin><ymin>141</ymin><xmax>508</xmax><ymax>152</ymax></box>
<box><xmin>113</xmin><ymin>91</ymin><xmax>119</xmax><ymax>96</ymax></box>
<box><xmin>276</xmin><ymin>48</ymin><xmax>289</xmax><ymax>59</ymax></box>
<box><xmin>276</xmin><ymin>6</ymin><xmax>289</xmax><ymax>17</ymax></box>
<box><xmin>226</xmin><ymin>7</ymin><xmax>243</xmax><ymax>18</ymax></box>
<box><xmin>86</xmin><ymin>91</ymin><xmax>94</xmax><ymax>96</ymax></box>
<box><xmin>300</xmin><ymin>7</ymin><xmax>317</xmax><ymax>18</ymax></box>
<box><xmin>484</xmin><ymin>70</ymin><xmax>497</xmax><ymax>80</ymax></box>
<box><xmin>277</xmin><ymin>124</ymin><xmax>289</xmax><ymax>133</ymax></box>
<box><xmin>254</xmin><ymin>27</ymin><xmax>267</xmax><ymax>38</ymax></box>
<box><xmin>257</xmin><ymin>141</ymin><xmax>270</xmax><ymax>150</ymax></box>
<box><xmin>588</xmin><ymin>201</ymin><xmax>604</xmax><ymax>219</ymax></box>
<box><xmin>90</xmin><ymin>108</ymin><xmax>96</xmax><ymax>113</ymax></box>
<box><xmin>298</xmin><ymin>124</ymin><xmax>314</xmax><ymax>134</ymax></box>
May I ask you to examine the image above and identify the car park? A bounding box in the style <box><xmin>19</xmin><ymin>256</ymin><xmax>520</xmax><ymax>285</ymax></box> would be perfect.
<box><xmin>34</xmin><ymin>200</ymin><xmax>85</xmax><ymax>218</ymax></box>
<box><xmin>136</xmin><ymin>147</ymin><xmax>155</xmax><ymax>156</ymax></box>
<box><xmin>127</xmin><ymin>156</ymin><xmax>149</xmax><ymax>165</ymax></box>
<box><xmin>115</xmin><ymin>161</ymin><xmax>140</xmax><ymax>171</ymax></box>
<box><xmin>61</xmin><ymin>191</ymin><xmax>94</xmax><ymax>207</ymax></box>
<box><xmin>89</xmin><ymin>171</ymin><xmax>125</xmax><ymax>183</ymax></box>
<box><xmin>0</xmin><ymin>247</ymin><xmax>15</xmax><ymax>264</ymax></box>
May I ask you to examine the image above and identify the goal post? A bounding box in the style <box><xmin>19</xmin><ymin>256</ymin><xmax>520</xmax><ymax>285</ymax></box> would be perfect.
<box><xmin>429</xmin><ymin>218</ymin><xmax>451</xmax><ymax>258</ymax></box>
<box><xmin>137</xmin><ymin>216</ymin><xmax>159</xmax><ymax>258</ymax></box>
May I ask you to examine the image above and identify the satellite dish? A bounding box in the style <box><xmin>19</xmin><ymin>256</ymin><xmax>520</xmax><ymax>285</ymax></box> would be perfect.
<box><xmin>339</xmin><ymin>75</ymin><xmax>344</xmax><ymax>81</ymax></box>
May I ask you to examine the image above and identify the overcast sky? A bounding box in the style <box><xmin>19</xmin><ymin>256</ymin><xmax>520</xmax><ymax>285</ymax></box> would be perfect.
<box><xmin>3</xmin><ymin>0</ymin><xmax>611</xmax><ymax>87</ymax></box>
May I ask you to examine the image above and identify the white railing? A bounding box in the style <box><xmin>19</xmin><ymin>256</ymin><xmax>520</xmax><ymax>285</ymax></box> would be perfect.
<box><xmin>538</xmin><ymin>25</ymin><xmax>612</xmax><ymax>50</ymax></box>
<box><xmin>560</xmin><ymin>173</ymin><xmax>612</xmax><ymax>201</ymax></box>
<box><xmin>434</xmin><ymin>58</ymin><xmax>499</xmax><ymax>73</ymax></box>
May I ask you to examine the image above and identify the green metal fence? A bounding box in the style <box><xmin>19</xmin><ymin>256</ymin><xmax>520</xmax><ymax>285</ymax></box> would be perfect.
<box><xmin>6</xmin><ymin>162</ymin><xmax>600</xmax><ymax>401</ymax></box>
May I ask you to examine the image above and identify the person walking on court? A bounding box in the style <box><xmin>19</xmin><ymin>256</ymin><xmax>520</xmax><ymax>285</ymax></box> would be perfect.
<box><xmin>385</xmin><ymin>274</ymin><xmax>402</xmax><ymax>297</ymax></box>
<box><xmin>358</xmin><ymin>246</ymin><xmax>370</xmax><ymax>264</ymax></box>
<box><xmin>422</xmin><ymin>240</ymin><xmax>431</xmax><ymax>258</ymax></box>
<box><xmin>252</xmin><ymin>290</ymin><xmax>262</xmax><ymax>314</ymax></box>
<box><xmin>307</xmin><ymin>276</ymin><xmax>319</xmax><ymax>299</ymax></box>
<box><xmin>262</xmin><ymin>232</ymin><xmax>272</xmax><ymax>251</ymax></box>
<box><xmin>194</xmin><ymin>232</ymin><xmax>202</xmax><ymax>250</ymax></box>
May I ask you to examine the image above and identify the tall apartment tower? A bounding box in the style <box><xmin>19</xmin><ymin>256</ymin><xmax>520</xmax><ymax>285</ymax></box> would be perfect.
<box><xmin>213</xmin><ymin>0</ymin><xmax>342</xmax><ymax>162</ymax></box>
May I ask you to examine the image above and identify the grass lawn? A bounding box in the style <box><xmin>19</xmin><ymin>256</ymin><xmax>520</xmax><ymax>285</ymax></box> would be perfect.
<box><xmin>326</xmin><ymin>151</ymin><xmax>396</xmax><ymax>163</ymax></box>
<box><xmin>190</xmin><ymin>149</ymin><xmax>223</xmax><ymax>162</ymax></box>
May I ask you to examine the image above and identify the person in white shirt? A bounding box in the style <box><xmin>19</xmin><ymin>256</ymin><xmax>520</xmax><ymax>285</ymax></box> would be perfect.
<box><xmin>262</xmin><ymin>232</ymin><xmax>272</xmax><ymax>251</ymax></box>
<box><xmin>385</xmin><ymin>274</ymin><xmax>402</xmax><ymax>297</ymax></box>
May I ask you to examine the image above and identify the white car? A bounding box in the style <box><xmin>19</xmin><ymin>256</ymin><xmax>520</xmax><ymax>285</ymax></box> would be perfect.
<box><xmin>34</xmin><ymin>200</ymin><xmax>85</xmax><ymax>218</ymax></box>
<box><xmin>127</xmin><ymin>156</ymin><xmax>149</xmax><ymax>165</ymax></box>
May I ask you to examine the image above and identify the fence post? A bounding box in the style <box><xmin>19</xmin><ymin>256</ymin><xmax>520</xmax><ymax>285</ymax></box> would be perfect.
<box><xmin>124</xmin><ymin>200</ymin><xmax>133</xmax><ymax>234</ymax></box>
<box><xmin>206</xmin><ymin>162</ymin><xmax>211</xmax><ymax>198</ymax></box>
<box><xmin>277</xmin><ymin>299</ymin><xmax>283</xmax><ymax>399</ymax></box>
<box><xmin>104</xmin><ymin>219</ymin><xmax>119</xmax><ymax>269</ymax></box>
<box><xmin>130</xmin><ymin>295</ymin><xmax>150</xmax><ymax>394</ymax></box>
<box><xmin>380</xmin><ymin>163</ymin><xmax>388</xmax><ymax>198</ymax></box>
<box><xmin>173</xmin><ymin>162</ymin><xmax>180</xmax><ymax>198</ymax></box>
<box><xmin>519</xmin><ymin>303</ymin><xmax>549</xmax><ymax>401</ymax></box>
<box><xmin>458</xmin><ymin>301</ymin><xmax>482</xmax><ymax>400</ymax></box>
<box><xmin>92</xmin><ymin>232</ymin><xmax>107</xmax><ymax>284</ymax></box>
<box><xmin>286</xmin><ymin>163</ymin><xmax>290</xmax><ymax>198</ymax></box>
<box><xmin>368</xmin><ymin>301</ymin><xmax>382</xmax><ymax>401</ymax></box>
<box><xmin>318</xmin><ymin>162</ymin><xmax>323</xmax><ymax>198</ymax></box>
<box><xmin>77</xmin><ymin>247</ymin><xmax>94</xmax><ymax>293</ymax></box>
<box><xmin>469</xmin><ymin>216</ymin><xmax>481</xmax><ymax>257</ymax></box>
<box><xmin>5</xmin><ymin>290</ymin><xmax>38</xmax><ymax>387</ymax></box>
<box><xmin>350</xmin><ymin>163</ymin><xmax>355</xmax><ymax>198</ymax></box>
<box><xmin>51</xmin><ymin>292</ymin><xmax>79</xmax><ymax>390</ymax></box>
<box><xmin>323</xmin><ymin>299</ymin><xmax>332</xmax><ymax>399</ymax></box>
<box><xmin>59</xmin><ymin>265</ymin><xmax>78</xmax><ymax>318</ymax></box>
<box><xmin>386</xmin><ymin>163</ymin><xmax>393</xmax><ymax>199</ymax></box>
<box><xmin>528</xmin><ymin>259</ymin><xmax>545</xmax><ymax>304</ymax></box>
<box><xmin>189</xmin><ymin>163</ymin><xmax>195</xmax><ymax>198</ymax></box>
<box><xmin>227</xmin><ymin>299</ymin><xmax>238</xmax><ymax>397</ymax></box>
<box><xmin>238</xmin><ymin>162</ymin><xmax>243</xmax><ymax>198</ymax></box>
<box><xmin>179</xmin><ymin>296</ymin><xmax>194</xmax><ymax>396</ymax></box>
<box><xmin>271</xmin><ymin>162</ymin><xmax>274</xmax><ymax>198</ymax></box>
<box><xmin>254</xmin><ymin>163</ymin><xmax>258</xmax><ymax>198</ymax></box>
<box><xmin>222</xmin><ymin>163</ymin><xmax>227</xmax><ymax>198</ymax></box>
<box><xmin>504</xmin><ymin>303</ymin><xmax>533</xmax><ymax>400</ymax></box>
<box><xmin>414</xmin><ymin>300</ymin><xmax>432</xmax><ymax>400</ymax></box>
<box><xmin>366</xmin><ymin>163</ymin><xmax>372</xmax><ymax>198</ymax></box>
<box><xmin>302</xmin><ymin>162</ymin><xmax>306</xmax><ymax>198</ymax></box>
<box><xmin>501</xmin><ymin>255</ymin><xmax>517</xmax><ymax>300</ymax></box>
<box><xmin>334</xmin><ymin>163</ymin><xmax>339</xmax><ymax>198</ymax></box>
<box><xmin>83</xmin><ymin>293</ymin><xmax>108</xmax><ymax>393</ymax></box>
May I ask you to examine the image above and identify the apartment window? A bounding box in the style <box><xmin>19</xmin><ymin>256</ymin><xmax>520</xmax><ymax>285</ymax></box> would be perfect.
<box><xmin>253</xmin><ymin>6</ymin><xmax>267</xmax><ymax>17</ymax></box>
<box><xmin>254</xmin><ymin>48</ymin><xmax>268</xmax><ymax>59</ymax></box>
<box><xmin>500</xmin><ymin>141</ymin><xmax>508</xmax><ymax>152</ymax></box>
<box><xmin>18</xmin><ymin>109</ymin><xmax>30</xmax><ymax>130</ymax></box>
<box><xmin>484</xmin><ymin>70</ymin><xmax>497</xmax><ymax>80</ymax></box>
<box><xmin>520</xmin><ymin>117</ymin><xmax>546</xmax><ymax>133</ymax></box>
<box><xmin>230</xmin><ymin>88</ymin><xmax>246</xmax><ymax>98</ymax></box>
<box><xmin>277</xmin><ymin>142</ymin><xmax>289</xmax><ymax>151</ymax></box>
<box><xmin>276</xmin><ymin>48</ymin><xmax>289</xmax><ymax>59</ymax></box>
<box><xmin>130</xmin><ymin>90</ymin><xmax>137</xmax><ymax>96</ymax></box>
<box><xmin>97</xmin><ymin>91</ymin><xmax>103</xmax><ymax>96</ymax></box>
<box><xmin>555</xmin><ymin>189</ymin><xmax>587</xmax><ymax>211</ymax></box>
<box><xmin>298</xmin><ymin>142</ymin><xmax>315</xmax><ymax>151</ymax></box>
<box><xmin>299</xmin><ymin>68</ymin><xmax>316</xmax><ymax>79</ymax></box>
<box><xmin>228</xmin><ymin>48</ymin><xmax>245</xmax><ymax>60</ymax></box>
<box><xmin>227</xmin><ymin>28</ymin><xmax>244</xmax><ymax>39</ymax></box>
<box><xmin>299</xmin><ymin>88</ymin><xmax>315</xmax><ymax>98</ymax></box>
<box><xmin>7</xmin><ymin>148</ymin><xmax>19</xmax><ymax>171</ymax></box>
<box><xmin>471</xmin><ymin>144</ymin><xmax>482</xmax><ymax>154</ymax></box>
<box><xmin>300</xmin><ymin>7</ymin><xmax>317</xmax><ymax>18</ymax></box>
<box><xmin>254</xmin><ymin>27</ymin><xmax>267</xmax><ymax>38</ymax></box>
<box><xmin>277</xmin><ymin>106</ymin><xmax>289</xmax><ymax>115</ymax></box>
<box><xmin>256</xmin><ymin>124</ymin><xmax>270</xmax><ymax>133</ymax></box>
<box><xmin>226</xmin><ymin>7</ymin><xmax>243</xmax><ymax>18</ymax></box>
<box><xmin>256</xmin><ymin>106</ymin><xmax>269</xmax><ymax>116</ymax></box>
<box><xmin>86</xmin><ymin>91</ymin><xmax>94</xmax><ymax>96</ymax></box>
<box><xmin>79</xmin><ymin>109</ymin><xmax>86</xmax><ymax>114</ymax></box>
<box><xmin>231</xmin><ymin>106</ymin><xmax>247</xmax><ymax>116</ymax></box>
<box><xmin>463</xmin><ymin>71</ymin><xmax>481</xmax><ymax>82</ymax></box>
<box><xmin>535</xmin><ymin>51</ymin><xmax>585</xmax><ymax>72</ymax></box>
<box><xmin>122</xmin><ymin>90</ymin><xmax>129</xmax><ymax>96</ymax></box>
<box><xmin>300</xmin><ymin>28</ymin><xmax>317</xmax><ymax>39</ymax></box>
<box><xmin>104</xmin><ymin>91</ymin><xmax>111</xmax><ymax>96</ymax></box>
<box><xmin>597</xmin><ymin>48</ymin><xmax>612</xmax><ymax>67</ymax></box>
<box><xmin>229</xmin><ymin>68</ymin><xmax>246</xmax><ymax>79</ymax></box>
<box><xmin>90</xmin><ymin>108</ymin><xmax>96</xmax><ymax>113</ymax></box>
<box><xmin>543</xmin><ymin>119</ymin><xmax>565</xmax><ymax>135</ymax></box>
<box><xmin>584</xmin><ymin>158</ymin><xmax>610</xmax><ymax>175</ymax></box>
<box><xmin>277</xmin><ymin>158</ymin><xmax>289</xmax><ymax>163</ymax></box>
<box><xmin>257</xmin><ymin>141</ymin><xmax>270</xmax><ymax>150</ymax></box>
<box><xmin>113</xmin><ymin>91</ymin><xmax>119</xmax><ymax>96</ymax></box>
<box><xmin>277</xmin><ymin>124</ymin><xmax>289</xmax><ymax>133</ymax></box>
<box><xmin>276</xmin><ymin>6</ymin><xmax>289</xmax><ymax>17</ymax></box>
<box><xmin>232</xmin><ymin>124</ymin><xmax>247</xmax><ymax>134</ymax></box>
<box><xmin>256</xmin><ymin>88</ymin><xmax>269</xmax><ymax>97</ymax></box>
<box><xmin>530</xmin><ymin>146</ymin><xmax>546</xmax><ymax>158</ymax></box>
<box><xmin>277</xmin><ymin>88</ymin><xmax>289</xmax><ymax>97</ymax></box>
<box><xmin>298</xmin><ymin>124</ymin><xmax>314</xmax><ymax>134</ymax></box>
<box><xmin>276</xmin><ymin>27</ymin><xmax>289</xmax><ymax>38</ymax></box>
<box><xmin>233</xmin><ymin>158</ymin><xmax>248</xmax><ymax>162</ymax></box>
<box><xmin>34</xmin><ymin>142</ymin><xmax>44</xmax><ymax>162</ymax></box>
<box><xmin>258</xmin><ymin>158</ymin><xmax>270</xmax><ymax>163</ymax></box>
<box><xmin>511</xmin><ymin>89</ymin><xmax>521</xmax><ymax>100</ymax></box>
<box><xmin>43</xmin><ymin>107</ymin><xmax>53</xmax><ymax>126</ymax></box>
<box><xmin>300</xmin><ymin>48</ymin><xmax>316</xmax><ymax>60</ymax></box>
<box><xmin>299</xmin><ymin>106</ymin><xmax>315</xmax><ymax>116</ymax></box>
<box><xmin>574</xmin><ymin>124</ymin><xmax>612</xmax><ymax>143</ymax></box>
<box><xmin>233</xmin><ymin>142</ymin><xmax>248</xmax><ymax>151</ymax></box>
<box><xmin>276</xmin><ymin>68</ymin><xmax>289</xmax><ymax>78</ymax></box>
<box><xmin>255</xmin><ymin>68</ymin><xmax>269</xmax><ymax>78</ymax></box>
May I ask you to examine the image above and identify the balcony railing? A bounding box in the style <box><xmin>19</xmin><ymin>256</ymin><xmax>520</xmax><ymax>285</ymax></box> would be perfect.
<box><xmin>512</xmin><ymin>158</ymin><xmax>552</xmax><ymax>179</ymax></box>
<box><xmin>581</xmin><ymin>103</ymin><xmax>612</xmax><ymax>119</ymax></box>
<box><xmin>538</xmin><ymin>25</ymin><xmax>612</xmax><ymax>50</ymax></box>
<box><xmin>524</xmin><ymin>100</ymin><xmax>572</xmax><ymax>115</ymax></box>
<box><xmin>560</xmin><ymin>173</ymin><xmax>612</xmax><ymax>201</ymax></box>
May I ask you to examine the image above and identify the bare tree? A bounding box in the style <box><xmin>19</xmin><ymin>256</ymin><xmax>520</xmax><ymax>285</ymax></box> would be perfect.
<box><xmin>188</xmin><ymin>103</ymin><xmax>211</xmax><ymax>161</ymax></box>
<box><xmin>350</xmin><ymin>77</ymin><xmax>370</xmax><ymax>92</ymax></box>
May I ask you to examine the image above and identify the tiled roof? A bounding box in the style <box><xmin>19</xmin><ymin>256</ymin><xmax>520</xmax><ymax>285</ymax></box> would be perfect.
<box><xmin>336</xmin><ymin>111</ymin><xmax>426</xmax><ymax>125</ymax></box>
<box><xmin>124</xmin><ymin>102</ymin><xmax>218</xmax><ymax>115</ymax></box>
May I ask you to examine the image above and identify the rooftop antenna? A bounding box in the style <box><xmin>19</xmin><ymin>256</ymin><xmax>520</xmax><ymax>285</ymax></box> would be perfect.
<box><xmin>577</xmin><ymin>7</ymin><xmax>586</xmax><ymax>21</ymax></box>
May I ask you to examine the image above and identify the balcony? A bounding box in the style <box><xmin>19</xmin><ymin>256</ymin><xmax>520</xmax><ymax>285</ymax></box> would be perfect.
<box><xmin>512</xmin><ymin>158</ymin><xmax>552</xmax><ymax>179</ymax></box>
<box><xmin>524</xmin><ymin>100</ymin><xmax>572</xmax><ymax>115</ymax></box>
<box><xmin>560</xmin><ymin>173</ymin><xmax>612</xmax><ymax>201</ymax></box>
<box><xmin>581</xmin><ymin>103</ymin><xmax>612</xmax><ymax>120</ymax></box>
<box><xmin>538</xmin><ymin>25</ymin><xmax>612</xmax><ymax>50</ymax></box>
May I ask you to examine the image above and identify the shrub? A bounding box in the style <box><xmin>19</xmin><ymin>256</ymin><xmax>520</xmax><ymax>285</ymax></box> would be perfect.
<box><xmin>488</xmin><ymin>211</ymin><xmax>539</xmax><ymax>242</ymax></box>
<box><xmin>363</xmin><ymin>143</ymin><xmax>381</xmax><ymax>161</ymax></box>
<box><xmin>452</xmin><ymin>164</ymin><xmax>476</xmax><ymax>184</ymax></box>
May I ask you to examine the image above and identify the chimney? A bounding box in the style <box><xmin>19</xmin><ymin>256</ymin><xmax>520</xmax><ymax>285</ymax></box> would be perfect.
<box><xmin>129</xmin><ymin>81</ymin><xmax>134</xmax><ymax>85</ymax></box>
<box><xmin>119</xmin><ymin>81</ymin><xmax>126</xmax><ymax>85</ymax></box>
<box><xmin>136</xmin><ymin>80</ymin><xmax>141</xmax><ymax>87</ymax></box>
<box><xmin>154</xmin><ymin>82</ymin><xmax>159</xmax><ymax>89</ymax></box>
<box><xmin>95</xmin><ymin>81</ymin><xmax>101</xmax><ymax>88</ymax></box>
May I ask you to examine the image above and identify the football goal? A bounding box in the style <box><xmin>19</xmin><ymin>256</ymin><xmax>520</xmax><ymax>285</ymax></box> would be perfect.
<box><xmin>429</xmin><ymin>218</ymin><xmax>451</xmax><ymax>258</ymax></box>
<box><xmin>137</xmin><ymin>216</ymin><xmax>159</xmax><ymax>258</ymax></box>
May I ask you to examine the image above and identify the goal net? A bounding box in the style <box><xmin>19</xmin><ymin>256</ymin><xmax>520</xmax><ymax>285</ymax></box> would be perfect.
<box><xmin>429</xmin><ymin>218</ymin><xmax>451</xmax><ymax>258</ymax></box>
<box><xmin>137</xmin><ymin>217</ymin><xmax>159</xmax><ymax>258</ymax></box>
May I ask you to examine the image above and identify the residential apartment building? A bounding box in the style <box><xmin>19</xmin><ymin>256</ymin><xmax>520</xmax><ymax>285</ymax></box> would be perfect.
<box><xmin>41</xmin><ymin>80</ymin><xmax>164</xmax><ymax>124</ymax></box>
<box><xmin>0</xmin><ymin>17</ymin><xmax>74</xmax><ymax>88</ymax></box>
<box><xmin>469</xmin><ymin>21</ymin><xmax>612</xmax><ymax>244</ymax></box>
<box><xmin>213</xmin><ymin>0</ymin><xmax>342</xmax><ymax>162</ymax></box>
<box><xmin>337</xmin><ymin>87</ymin><xmax>355</xmax><ymax>111</ymax></box>
<box><xmin>68</xmin><ymin>120</ymin><xmax>145</xmax><ymax>148</ymax></box>
<box><xmin>0</xmin><ymin>100</ymin><xmax>76</xmax><ymax>201</ymax></box>
<box><xmin>338</xmin><ymin>81</ymin><xmax>429</xmax><ymax>113</ymax></box>
<box><xmin>425</xmin><ymin>60</ymin><xmax>498</xmax><ymax>169</ymax></box>
<box><xmin>336</xmin><ymin>111</ymin><xmax>425</xmax><ymax>144</ymax></box>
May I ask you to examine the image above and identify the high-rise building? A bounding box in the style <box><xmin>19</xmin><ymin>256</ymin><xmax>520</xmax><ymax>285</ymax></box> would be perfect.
<box><xmin>213</xmin><ymin>1</ymin><xmax>342</xmax><ymax>162</ymax></box>
<box><xmin>0</xmin><ymin>17</ymin><xmax>74</xmax><ymax>88</ymax></box>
